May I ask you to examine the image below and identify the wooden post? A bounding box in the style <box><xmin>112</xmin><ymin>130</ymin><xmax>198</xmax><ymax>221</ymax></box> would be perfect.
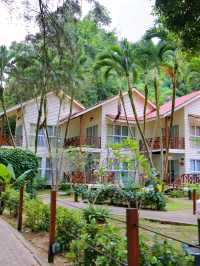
<box><xmin>48</xmin><ymin>189</ymin><xmax>57</xmax><ymax>263</ymax></box>
<box><xmin>193</xmin><ymin>189</ymin><xmax>196</xmax><ymax>215</ymax></box>
<box><xmin>126</xmin><ymin>208</ymin><xmax>139</xmax><ymax>266</ymax></box>
<box><xmin>17</xmin><ymin>185</ymin><xmax>24</xmax><ymax>231</ymax></box>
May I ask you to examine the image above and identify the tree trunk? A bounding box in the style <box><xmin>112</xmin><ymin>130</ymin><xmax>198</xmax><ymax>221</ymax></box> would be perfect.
<box><xmin>164</xmin><ymin>64</ymin><xmax>177</xmax><ymax>181</ymax></box>
<box><xmin>20</xmin><ymin>101</ymin><xmax>28</xmax><ymax>148</ymax></box>
<box><xmin>127</xmin><ymin>77</ymin><xmax>153</xmax><ymax>168</ymax></box>
<box><xmin>119</xmin><ymin>90</ymin><xmax>134</xmax><ymax>137</ymax></box>
<box><xmin>58</xmin><ymin>91</ymin><xmax>74</xmax><ymax>179</ymax></box>
<box><xmin>154</xmin><ymin>69</ymin><xmax>164</xmax><ymax>179</ymax></box>
<box><xmin>1</xmin><ymin>96</ymin><xmax>16</xmax><ymax>147</ymax></box>
<box><xmin>143</xmin><ymin>72</ymin><xmax>148</xmax><ymax>136</ymax></box>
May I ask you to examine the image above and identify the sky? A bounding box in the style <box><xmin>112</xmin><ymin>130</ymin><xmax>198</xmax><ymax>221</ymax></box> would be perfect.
<box><xmin>0</xmin><ymin>0</ymin><xmax>155</xmax><ymax>46</ymax></box>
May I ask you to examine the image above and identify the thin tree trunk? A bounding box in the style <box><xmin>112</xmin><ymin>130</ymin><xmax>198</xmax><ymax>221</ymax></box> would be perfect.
<box><xmin>0</xmin><ymin>96</ymin><xmax>16</xmax><ymax>147</ymax></box>
<box><xmin>164</xmin><ymin>63</ymin><xmax>177</xmax><ymax>181</ymax></box>
<box><xmin>154</xmin><ymin>68</ymin><xmax>164</xmax><ymax>179</ymax></box>
<box><xmin>58</xmin><ymin>91</ymin><xmax>74</xmax><ymax>179</ymax></box>
<box><xmin>127</xmin><ymin>76</ymin><xmax>153</xmax><ymax>168</ymax></box>
<box><xmin>143</xmin><ymin>72</ymin><xmax>148</xmax><ymax>136</ymax></box>
<box><xmin>119</xmin><ymin>90</ymin><xmax>134</xmax><ymax>137</ymax></box>
<box><xmin>19</xmin><ymin>101</ymin><xmax>28</xmax><ymax>148</ymax></box>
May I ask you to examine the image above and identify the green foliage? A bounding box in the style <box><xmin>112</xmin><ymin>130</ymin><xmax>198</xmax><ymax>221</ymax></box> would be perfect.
<box><xmin>56</xmin><ymin>207</ymin><xmax>84</xmax><ymax>251</ymax></box>
<box><xmin>84</xmin><ymin>185</ymin><xmax>166</xmax><ymax>210</ymax></box>
<box><xmin>140</xmin><ymin>237</ymin><xmax>193</xmax><ymax>266</ymax></box>
<box><xmin>1</xmin><ymin>188</ymin><xmax>23</xmax><ymax>217</ymax></box>
<box><xmin>154</xmin><ymin>0</ymin><xmax>200</xmax><ymax>52</ymax></box>
<box><xmin>0</xmin><ymin>163</ymin><xmax>12</xmax><ymax>185</ymax></box>
<box><xmin>168</xmin><ymin>189</ymin><xmax>185</xmax><ymax>198</ymax></box>
<box><xmin>0</xmin><ymin>148</ymin><xmax>38</xmax><ymax>179</ymax></box>
<box><xmin>0</xmin><ymin>148</ymin><xmax>38</xmax><ymax>195</ymax></box>
<box><xmin>25</xmin><ymin>199</ymin><xmax>50</xmax><ymax>232</ymax></box>
<box><xmin>59</xmin><ymin>182</ymin><xmax>72</xmax><ymax>192</ymax></box>
<box><xmin>69</xmin><ymin>221</ymin><xmax>126</xmax><ymax>266</ymax></box>
<box><xmin>142</xmin><ymin>191</ymin><xmax>166</xmax><ymax>210</ymax></box>
<box><xmin>33</xmin><ymin>176</ymin><xmax>48</xmax><ymax>191</ymax></box>
<box><xmin>83</xmin><ymin>205</ymin><xmax>109</xmax><ymax>224</ymax></box>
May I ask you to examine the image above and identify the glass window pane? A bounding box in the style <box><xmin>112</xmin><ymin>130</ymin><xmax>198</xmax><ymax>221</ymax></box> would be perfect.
<box><xmin>46</xmin><ymin>158</ymin><xmax>52</xmax><ymax>169</ymax></box>
<box><xmin>122</xmin><ymin>162</ymin><xmax>128</xmax><ymax>170</ymax></box>
<box><xmin>197</xmin><ymin>160</ymin><xmax>200</xmax><ymax>171</ymax></box>
<box><xmin>114</xmin><ymin>125</ymin><xmax>121</xmax><ymax>136</ymax></box>
<box><xmin>190</xmin><ymin>126</ymin><xmax>195</xmax><ymax>135</ymax></box>
<box><xmin>86</xmin><ymin>127</ymin><xmax>92</xmax><ymax>137</ymax></box>
<box><xmin>196</xmin><ymin>127</ymin><xmax>200</xmax><ymax>136</ymax></box>
<box><xmin>93</xmin><ymin>125</ymin><xmax>98</xmax><ymax>137</ymax></box>
<box><xmin>122</xmin><ymin>126</ymin><xmax>128</xmax><ymax>136</ymax></box>
<box><xmin>190</xmin><ymin>160</ymin><xmax>195</xmax><ymax>171</ymax></box>
<box><xmin>47</xmin><ymin>126</ymin><xmax>54</xmax><ymax>136</ymax></box>
<box><xmin>37</xmin><ymin>157</ymin><xmax>42</xmax><ymax>168</ymax></box>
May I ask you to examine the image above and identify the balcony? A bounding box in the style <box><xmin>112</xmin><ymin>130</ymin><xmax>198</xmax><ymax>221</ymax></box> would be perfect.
<box><xmin>140</xmin><ymin>137</ymin><xmax>185</xmax><ymax>151</ymax></box>
<box><xmin>64</xmin><ymin>136</ymin><xmax>101</xmax><ymax>149</ymax></box>
<box><xmin>0</xmin><ymin>135</ymin><xmax>23</xmax><ymax>146</ymax></box>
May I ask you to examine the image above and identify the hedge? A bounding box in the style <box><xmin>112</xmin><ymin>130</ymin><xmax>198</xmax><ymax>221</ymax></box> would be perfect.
<box><xmin>0</xmin><ymin>148</ymin><xmax>38</xmax><ymax>179</ymax></box>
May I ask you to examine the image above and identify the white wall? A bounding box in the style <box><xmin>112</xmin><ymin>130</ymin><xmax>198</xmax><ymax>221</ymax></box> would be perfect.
<box><xmin>184</xmin><ymin>98</ymin><xmax>200</xmax><ymax>173</ymax></box>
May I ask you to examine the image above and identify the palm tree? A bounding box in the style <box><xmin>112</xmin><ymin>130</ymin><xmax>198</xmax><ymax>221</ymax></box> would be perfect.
<box><xmin>95</xmin><ymin>39</ymin><xmax>154</xmax><ymax>168</ymax></box>
<box><xmin>0</xmin><ymin>46</ymin><xmax>16</xmax><ymax>147</ymax></box>
<box><xmin>161</xmin><ymin>49</ymin><xmax>180</xmax><ymax>181</ymax></box>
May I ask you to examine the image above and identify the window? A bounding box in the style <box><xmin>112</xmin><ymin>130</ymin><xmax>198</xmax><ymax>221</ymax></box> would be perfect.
<box><xmin>86</xmin><ymin>125</ymin><xmax>98</xmax><ymax>137</ymax></box>
<box><xmin>29</xmin><ymin>124</ymin><xmax>61</xmax><ymax>147</ymax></box>
<box><xmin>190</xmin><ymin>159</ymin><xmax>200</xmax><ymax>173</ymax></box>
<box><xmin>190</xmin><ymin>126</ymin><xmax>200</xmax><ymax>136</ymax></box>
<box><xmin>37</xmin><ymin>157</ymin><xmax>43</xmax><ymax>176</ymax></box>
<box><xmin>107</xmin><ymin>124</ymin><xmax>135</xmax><ymax>144</ymax></box>
<box><xmin>45</xmin><ymin>158</ymin><xmax>56</xmax><ymax>182</ymax></box>
<box><xmin>190</xmin><ymin>125</ymin><xmax>200</xmax><ymax>148</ymax></box>
<box><xmin>111</xmin><ymin>160</ymin><xmax>136</xmax><ymax>185</ymax></box>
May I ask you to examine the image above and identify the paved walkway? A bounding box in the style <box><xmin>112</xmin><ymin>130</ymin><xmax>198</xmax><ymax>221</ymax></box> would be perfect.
<box><xmin>0</xmin><ymin>217</ymin><xmax>47</xmax><ymax>266</ymax></box>
<box><xmin>43</xmin><ymin>195</ymin><xmax>198</xmax><ymax>225</ymax></box>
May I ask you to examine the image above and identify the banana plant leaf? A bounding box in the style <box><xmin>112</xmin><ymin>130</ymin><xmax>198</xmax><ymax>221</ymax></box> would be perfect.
<box><xmin>0</xmin><ymin>163</ymin><xmax>12</xmax><ymax>184</ymax></box>
<box><xmin>16</xmin><ymin>169</ymin><xmax>33</xmax><ymax>186</ymax></box>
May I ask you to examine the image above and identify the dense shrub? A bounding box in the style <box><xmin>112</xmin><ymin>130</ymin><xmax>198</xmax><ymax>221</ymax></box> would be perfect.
<box><xmin>83</xmin><ymin>205</ymin><xmax>109</xmax><ymax>224</ymax></box>
<box><xmin>25</xmin><ymin>199</ymin><xmax>50</xmax><ymax>231</ymax></box>
<box><xmin>69</xmin><ymin>220</ymin><xmax>193</xmax><ymax>266</ymax></box>
<box><xmin>140</xmin><ymin>237</ymin><xmax>193</xmax><ymax>266</ymax></box>
<box><xmin>0</xmin><ymin>188</ymin><xmax>21</xmax><ymax>217</ymax></box>
<box><xmin>0</xmin><ymin>148</ymin><xmax>38</xmax><ymax>178</ymax></box>
<box><xmin>69</xmin><ymin>221</ymin><xmax>126</xmax><ymax>266</ymax></box>
<box><xmin>0</xmin><ymin>148</ymin><xmax>39</xmax><ymax>195</ymax></box>
<box><xmin>141</xmin><ymin>191</ymin><xmax>166</xmax><ymax>210</ymax></box>
<box><xmin>56</xmin><ymin>207</ymin><xmax>84</xmax><ymax>251</ymax></box>
<box><xmin>84</xmin><ymin>185</ymin><xmax>166</xmax><ymax>210</ymax></box>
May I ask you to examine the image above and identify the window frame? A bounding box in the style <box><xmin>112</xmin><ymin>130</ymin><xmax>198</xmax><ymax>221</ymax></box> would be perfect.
<box><xmin>190</xmin><ymin>159</ymin><xmax>200</xmax><ymax>173</ymax></box>
<box><xmin>107</xmin><ymin>124</ymin><xmax>135</xmax><ymax>144</ymax></box>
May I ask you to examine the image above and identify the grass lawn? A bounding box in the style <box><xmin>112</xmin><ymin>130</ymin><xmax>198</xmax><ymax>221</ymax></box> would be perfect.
<box><xmin>109</xmin><ymin>214</ymin><xmax>198</xmax><ymax>250</ymax></box>
<box><xmin>166</xmin><ymin>197</ymin><xmax>192</xmax><ymax>211</ymax></box>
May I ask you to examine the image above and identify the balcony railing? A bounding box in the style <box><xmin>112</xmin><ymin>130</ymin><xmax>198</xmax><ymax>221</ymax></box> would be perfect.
<box><xmin>64</xmin><ymin>136</ymin><xmax>101</xmax><ymax>148</ymax></box>
<box><xmin>0</xmin><ymin>135</ymin><xmax>23</xmax><ymax>146</ymax></box>
<box><xmin>140</xmin><ymin>136</ymin><xmax>185</xmax><ymax>151</ymax></box>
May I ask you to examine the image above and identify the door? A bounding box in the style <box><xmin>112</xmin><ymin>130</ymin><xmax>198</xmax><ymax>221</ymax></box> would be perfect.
<box><xmin>168</xmin><ymin>160</ymin><xmax>179</xmax><ymax>183</ymax></box>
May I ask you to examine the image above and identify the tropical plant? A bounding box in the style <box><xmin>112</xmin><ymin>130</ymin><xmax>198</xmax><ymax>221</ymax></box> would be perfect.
<box><xmin>25</xmin><ymin>199</ymin><xmax>50</xmax><ymax>231</ymax></box>
<box><xmin>83</xmin><ymin>205</ymin><xmax>109</xmax><ymax>224</ymax></box>
<box><xmin>0</xmin><ymin>46</ymin><xmax>15</xmax><ymax>147</ymax></box>
<box><xmin>95</xmin><ymin>39</ymin><xmax>153</xmax><ymax>167</ymax></box>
